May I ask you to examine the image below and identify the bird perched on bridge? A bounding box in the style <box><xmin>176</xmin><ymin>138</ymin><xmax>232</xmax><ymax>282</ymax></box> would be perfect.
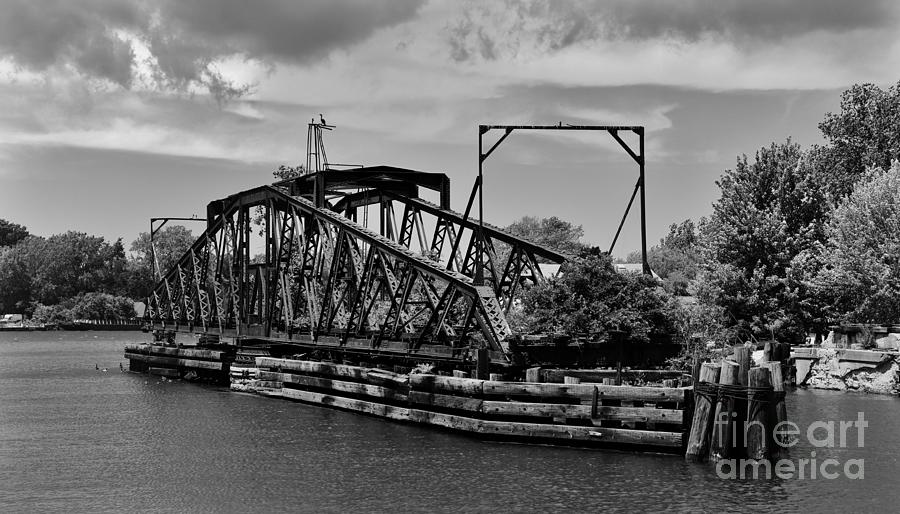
<box><xmin>319</xmin><ymin>113</ymin><xmax>327</xmax><ymax>126</ymax></box>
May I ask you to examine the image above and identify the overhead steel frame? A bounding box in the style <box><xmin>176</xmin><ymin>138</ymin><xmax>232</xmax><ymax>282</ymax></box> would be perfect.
<box><xmin>475</xmin><ymin>125</ymin><xmax>650</xmax><ymax>276</ymax></box>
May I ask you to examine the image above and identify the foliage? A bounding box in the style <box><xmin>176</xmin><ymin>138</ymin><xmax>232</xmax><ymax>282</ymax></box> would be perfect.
<box><xmin>128</xmin><ymin>225</ymin><xmax>195</xmax><ymax>299</ymax></box>
<box><xmin>0</xmin><ymin>232</ymin><xmax>129</xmax><ymax>313</ymax></box>
<box><xmin>646</xmin><ymin>219</ymin><xmax>701</xmax><ymax>296</ymax></box>
<box><xmin>691</xmin><ymin>83</ymin><xmax>900</xmax><ymax>341</ymax></box>
<box><xmin>0</xmin><ymin>238</ymin><xmax>42</xmax><ymax>312</ymax></box>
<box><xmin>31</xmin><ymin>303</ymin><xmax>76</xmax><ymax>324</ymax></box>
<box><xmin>32</xmin><ymin>292</ymin><xmax>136</xmax><ymax>324</ymax></box>
<box><xmin>817</xmin><ymin>82</ymin><xmax>900</xmax><ymax>201</ymax></box>
<box><xmin>807</xmin><ymin>163</ymin><xmax>900</xmax><ymax>323</ymax></box>
<box><xmin>513</xmin><ymin>247</ymin><xmax>675</xmax><ymax>342</ymax></box>
<box><xmin>273</xmin><ymin>164</ymin><xmax>305</xmax><ymax>180</ymax></box>
<box><xmin>0</xmin><ymin>219</ymin><xmax>29</xmax><ymax>247</ymax></box>
<box><xmin>35</xmin><ymin>232</ymin><xmax>128</xmax><ymax>304</ymax></box>
<box><xmin>504</xmin><ymin>215</ymin><xmax>584</xmax><ymax>257</ymax></box>
<box><xmin>697</xmin><ymin>140</ymin><xmax>832</xmax><ymax>343</ymax></box>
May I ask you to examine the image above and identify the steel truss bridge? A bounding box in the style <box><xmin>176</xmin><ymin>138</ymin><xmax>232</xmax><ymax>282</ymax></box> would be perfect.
<box><xmin>146</xmin><ymin>123</ymin><xmax>647</xmax><ymax>370</ymax></box>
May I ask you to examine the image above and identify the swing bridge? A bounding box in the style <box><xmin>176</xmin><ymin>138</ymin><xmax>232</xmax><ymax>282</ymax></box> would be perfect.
<box><xmin>145</xmin><ymin>120</ymin><xmax>649</xmax><ymax>370</ymax></box>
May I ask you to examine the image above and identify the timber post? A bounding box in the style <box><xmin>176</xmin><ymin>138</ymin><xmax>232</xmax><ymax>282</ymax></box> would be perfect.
<box><xmin>733</xmin><ymin>345</ymin><xmax>751</xmax><ymax>387</ymax></box>
<box><xmin>710</xmin><ymin>360</ymin><xmax>739</xmax><ymax>461</ymax></box>
<box><xmin>685</xmin><ymin>362</ymin><xmax>720</xmax><ymax>461</ymax></box>
<box><xmin>746</xmin><ymin>367</ymin><xmax>772</xmax><ymax>460</ymax></box>
<box><xmin>475</xmin><ymin>348</ymin><xmax>489</xmax><ymax>380</ymax></box>
<box><xmin>765</xmin><ymin>361</ymin><xmax>788</xmax><ymax>456</ymax></box>
<box><xmin>690</xmin><ymin>348</ymin><xmax>701</xmax><ymax>386</ymax></box>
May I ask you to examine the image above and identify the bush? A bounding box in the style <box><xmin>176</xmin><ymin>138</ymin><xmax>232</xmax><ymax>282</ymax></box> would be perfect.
<box><xmin>514</xmin><ymin>247</ymin><xmax>676</xmax><ymax>342</ymax></box>
<box><xmin>31</xmin><ymin>292</ymin><xmax>136</xmax><ymax>324</ymax></box>
<box><xmin>31</xmin><ymin>303</ymin><xmax>76</xmax><ymax>324</ymax></box>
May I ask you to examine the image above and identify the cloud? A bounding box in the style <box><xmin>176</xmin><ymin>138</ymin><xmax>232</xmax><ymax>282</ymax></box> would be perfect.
<box><xmin>444</xmin><ymin>0</ymin><xmax>900</xmax><ymax>62</ymax></box>
<box><xmin>0</xmin><ymin>0</ymin><xmax>141</xmax><ymax>87</ymax></box>
<box><xmin>0</xmin><ymin>0</ymin><xmax>425</xmax><ymax>101</ymax></box>
<box><xmin>155</xmin><ymin>0</ymin><xmax>425</xmax><ymax>65</ymax></box>
<box><xmin>0</xmin><ymin>82</ymin><xmax>312</xmax><ymax>166</ymax></box>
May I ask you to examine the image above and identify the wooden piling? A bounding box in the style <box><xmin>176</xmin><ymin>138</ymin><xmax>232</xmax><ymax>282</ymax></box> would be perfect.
<box><xmin>525</xmin><ymin>367</ymin><xmax>541</xmax><ymax>383</ymax></box>
<box><xmin>690</xmin><ymin>349</ymin><xmax>701</xmax><ymax>386</ymax></box>
<box><xmin>685</xmin><ymin>362</ymin><xmax>720</xmax><ymax>461</ymax></box>
<box><xmin>733</xmin><ymin>345</ymin><xmax>750</xmax><ymax>387</ymax></box>
<box><xmin>775</xmin><ymin>343</ymin><xmax>791</xmax><ymax>386</ymax></box>
<box><xmin>765</xmin><ymin>362</ymin><xmax>787</xmax><ymax>454</ymax></box>
<box><xmin>564</xmin><ymin>376</ymin><xmax>581</xmax><ymax>384</ymax></box>
<box><xmin>710</xmin><ymin>360</ymin><xmax>739</xmax><ymax>461</ymax></box>
<box><xmin>762</xmin><ymin>341</ymin><xmax>773</xmax><ymax>363</ymax></box>
<box><xmin>746</xmin><ymin>367</ymin><xmax>772</xmax><ymax>460</ymax></box>
<box><xmin>475</xmin><ymin>348</ymin><xmax>490</xmax><ymax>380</ymax></box>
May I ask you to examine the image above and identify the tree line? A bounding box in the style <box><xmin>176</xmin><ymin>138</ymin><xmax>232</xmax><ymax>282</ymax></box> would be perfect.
<box><xmin>651</xmin><ymin>82</ymin><xmax>900</xmax><ymax>345</ymax></box>
<box><xmin>0</xmin><ymin>165</ymin><xmax>302</xmax><ymax>323</ymax></box>
<box><xmin>0</xmin><ymin>222</ymin><xmax>194</xmax><ymax>323</ymax></box>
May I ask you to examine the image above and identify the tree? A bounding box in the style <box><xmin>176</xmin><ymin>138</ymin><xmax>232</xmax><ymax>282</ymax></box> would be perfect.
<box><xmin>808</xmin><ymin>162</ymin><xmax>900</xmax><ymax>323</ymax></box>
<box><xmin>29</xmin><ymin>232</ymin><xmax>128</xmax><ymax>305</ymax></box>
<box><xmin>504</xmin><ymin>216</ymin><xmax>584</xmax><ymax>257</ymax></box>
<box><xmin>0</xmin><ymin>232</ymin><xmax>130</xmax><ymax>313</ymax></box>
<box><xmin>273</xmin><ymin>164</ymin><xmax>305</xmax><ymax>181</ymax></box>
<box><xmin>69</xmin><ymin>292</ymin><xmax>136</xmax><ymax>319</ymax></box>
<box><xmin>698</xmin><ymin>140</ymin><xmax>830</xmax><ymax>343</ymax></box>
<box><xmin>645</xmin><ymin>219</ymin><xmax>701</xmax><ymax>296</ymax></box>
<box><xmin>0</xmin><ymin>219</ymin><xmax>28</xmax><ymax>247</ymax></box>
<box><xmin>128</xmin><ymin>226</ymin><xmax>195</xmax><ymax>299</ymax></box>
<box><xmin>513</xmin><ymin>247</ymin><xmax>676</xmax><ymax>342</ymax></box>
<box><xmin>0</xmin><ymin>237</ymin><xmax>43</xmax><ymax>312</ymax></box>
<box><xmin>818</xmin><ymin>82</ymin><xmax>900</xmax><ymax>201</ymax></box>
<box><xmin>32</xmin><ymin>292</ymin><xmax>136</xmax><ymax>324</ymax></box>
<box><xmin>693</xmin><ymin>82</ymin><xmax>900</xmax><ymax>341</ymax></box>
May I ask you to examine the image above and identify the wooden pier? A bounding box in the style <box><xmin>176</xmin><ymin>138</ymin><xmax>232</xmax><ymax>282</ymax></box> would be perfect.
<box><xmin>124</xmin><ymin>341</ymin><xmax>793</xmax><ymax>457</ymax></box>
<box><xmin>234</xmin><ymin>357</ymin><xmax>691</xmax><ymax>452</ymax></box>
<box><xmin>124</xmin><ymin>344</ymin><xmax>235</xmax><ymax>384</ymax></box>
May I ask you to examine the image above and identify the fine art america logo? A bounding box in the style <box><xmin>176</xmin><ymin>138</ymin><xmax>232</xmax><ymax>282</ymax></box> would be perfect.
<box><xmin>715</xmin><ymin>412</ymin><xmax>867</xmax><ymax>480</ymax></box>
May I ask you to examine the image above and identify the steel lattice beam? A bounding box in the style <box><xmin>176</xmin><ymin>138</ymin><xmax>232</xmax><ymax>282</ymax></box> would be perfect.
<box><xmin>148</xmin><ymin>186</ymin><xmax>518</xmax><ymax>361</ymax></box>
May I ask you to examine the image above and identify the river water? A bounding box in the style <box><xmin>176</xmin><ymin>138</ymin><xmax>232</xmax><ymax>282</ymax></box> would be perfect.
<box><xmin>1</xmin><ymin>331</ymin><xmax>899</xmax><ymax>513</ymax></box>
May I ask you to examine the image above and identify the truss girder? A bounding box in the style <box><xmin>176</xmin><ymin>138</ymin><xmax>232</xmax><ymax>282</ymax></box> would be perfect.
<box><xmin>147</xmin><ymin>186</ymin><xmax>513</xmax><ymax>354</ymax></box>
<box><xmin>373</xmin><ymin>192</ymin><xmax>567</xmax><ymax>313</ymax></box>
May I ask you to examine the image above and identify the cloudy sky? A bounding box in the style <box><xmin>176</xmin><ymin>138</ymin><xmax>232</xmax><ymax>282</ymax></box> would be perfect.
<box><xmin>1</xmin><ymin>0</ymin><xmax>899</xmax><ymax>255</ymax></box>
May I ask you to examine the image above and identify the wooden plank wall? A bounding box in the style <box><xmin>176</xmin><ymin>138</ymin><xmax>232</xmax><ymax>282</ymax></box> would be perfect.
<box><xmin>253</xmin><ymin>357</ymin><xmax>688</xmax><ymax>450</ymax></box>
<box><xmin>124</xmin><ymin>344</ymin><xmax>227</xmax><ymax>371</ymax></box>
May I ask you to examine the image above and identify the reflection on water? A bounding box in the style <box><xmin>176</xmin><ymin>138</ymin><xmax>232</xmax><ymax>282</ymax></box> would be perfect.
<box><xmin>1</xmin><ymin>332</ymin><xmax>898</xmax><ymax>513</ymax></box>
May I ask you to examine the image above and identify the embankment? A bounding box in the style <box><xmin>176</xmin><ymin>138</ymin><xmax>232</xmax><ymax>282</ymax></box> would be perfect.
<box><xmin>794</xmin><ymin>347</ymin><xmax>900</xmax><ymax>394</ymax></box>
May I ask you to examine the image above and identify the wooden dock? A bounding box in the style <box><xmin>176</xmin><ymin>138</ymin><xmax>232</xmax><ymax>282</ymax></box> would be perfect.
<box><xmin>236</xmin><ymin>357</ymin><xmax>691</xmax><ymax>452</ymax></box>
<box><xmin>124</xmin><ymin>343</ymin><xmax>792</xmax><ymax>456</ymax></box>
<box><xmin>124</xmin><ymin>344</ymin><xmax>235</xmax><ymax>384</ymax></box>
